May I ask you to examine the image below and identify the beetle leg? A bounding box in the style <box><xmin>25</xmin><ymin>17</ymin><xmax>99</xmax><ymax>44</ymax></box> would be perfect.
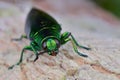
<box><xmin>70</xmin><ymin>34</ymin><xmax>91</xmax><ymax>50</ymax></box>
<box><xmin>61</xmin><ymin>32</ymin><xmax>89</xmax><ymax>57</ymax></box>
<box><xmin>11</xmin><ymin>34</ymin><xmax>27</xmax><ymax>41</ymax></box>
<box><xmin>30</xmin><ymin>42</ymin><xmax>39</xmax><ymax>62</ymax></box>
<box><xmin>8</xmin><ymin>46</ymin><xmax>32</xmax><ymax>69</ymax></box>
<box><xmin>61</xmin><ymin>32</ymin><xmax>71</xmax><ymax>44</ymax></box>
<box><xmin>61</xmin><ymin>32</ymin><xmax>91</xmax><ymax>50</ymax></box>
<box><xmin>38</xmin><ymin>51</ymin><xmax>46</xmax><ymax>55</ymax></box>
<box><xmin>70</xmin><ymin>38</ymin><xmax>88</xmax><ymax>57</ymax></box>
<box><xmin>33</xmin><ymin>56</ymin><xmax>38</xmax><ymax>62</ymax></box>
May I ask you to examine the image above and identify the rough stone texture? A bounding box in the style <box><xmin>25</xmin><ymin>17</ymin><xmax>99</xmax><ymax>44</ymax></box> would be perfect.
<box><xmin>0</xmin><ymin>0</ymin><xmax>120</xmax><ymax>80</ymax></box>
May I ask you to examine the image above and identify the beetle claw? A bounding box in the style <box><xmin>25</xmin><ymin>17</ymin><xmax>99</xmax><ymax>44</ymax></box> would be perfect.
<box><xmin>8</xmin><ymin>65</ymin><xmax>14</xmax><ymax>70</ymax></box>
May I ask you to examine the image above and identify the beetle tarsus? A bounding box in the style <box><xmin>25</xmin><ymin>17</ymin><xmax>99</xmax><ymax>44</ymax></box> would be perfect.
<box><xmin>80</xmin><ymin>46</ymin><xmax>91</xmax><ymax>50</ymax></box>
<box><xmin>77</xmin><ymin>52</ymin><xmax>88</xmax><ymax>57</ymax></box>
<box><xmin>34</xmin><ymin>55</ymin><xmax>39</xmax><ymax>62</ymax></box>
<box><xmin>8</xmin><ymin>60</ymin><xmax>22</xmax><ymax>70</ymax></box>
<box><xmin>11</xmin><ymin>35</ymin><xmax>27</xmax><ymax>41</ymax></box>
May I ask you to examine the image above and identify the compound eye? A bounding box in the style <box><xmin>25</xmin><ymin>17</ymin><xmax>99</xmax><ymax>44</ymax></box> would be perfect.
<box><xmin>55</xmin><ymin>39</ymin><xmax>60</xmax><ymax>48</ymax></box>
<box><xmin>42</xmin><ymin>42</ymin><xmax>47</xmax><ymax>50</ymax></box>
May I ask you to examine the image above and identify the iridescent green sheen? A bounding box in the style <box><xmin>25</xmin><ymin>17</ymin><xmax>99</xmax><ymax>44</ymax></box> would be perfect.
<box><xmin>8</xmin><ymin>8</ymin><xmax>91</xmax><ymax>69</ymax></box>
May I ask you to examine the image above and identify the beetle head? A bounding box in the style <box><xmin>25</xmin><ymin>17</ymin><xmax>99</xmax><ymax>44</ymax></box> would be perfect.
<box><xmin>42</xmin><ymin>38</ymin><xmax>60</xmax><ymax>56</ymax></box>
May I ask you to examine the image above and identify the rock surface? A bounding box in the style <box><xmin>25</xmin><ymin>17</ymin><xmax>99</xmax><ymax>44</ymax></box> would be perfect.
<box><xmin>0</xmin><ymin>0</ymin><xmax>120</xmax><ymax>80</ymax></box>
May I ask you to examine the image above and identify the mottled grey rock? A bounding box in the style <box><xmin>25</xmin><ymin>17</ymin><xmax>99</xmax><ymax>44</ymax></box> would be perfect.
<box><xmin>0</xmin><ymin>0</ymin><xmax>120</xmax><ymax>80</ymax></box>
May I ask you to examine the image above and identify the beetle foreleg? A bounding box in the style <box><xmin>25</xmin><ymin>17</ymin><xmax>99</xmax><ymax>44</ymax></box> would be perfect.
<box><xmin>11</xmin><ymin>34</ymin><xmax>27</xmax><ymax>41</ymax></box>
<box><xmin>61</xmin><ymin>32</ymin><xmax>91</xmax><ymax>50</ymax></box>
<box><xmin>8</xmin><ymin>46</ymin><xmax>32</xmax><ymax>69</ymax></box>
<box><xmin>61</xmin><ymin>32</ymin><xmax>71</xmax><ymax>44</ymax></box>
<box><xmin>70</xmin><ymin>38</ymin><xmax>88</xmax><ymax>57</ymax></box>
<box><xmin>70</xmin><ymin>34</ymin><xmax>91</xmax><ymax>50</ymax></box>
<box><xmin>61</xmin><ymin>32</ymin><xmax>89</xmax><ymax>57</ymax></box>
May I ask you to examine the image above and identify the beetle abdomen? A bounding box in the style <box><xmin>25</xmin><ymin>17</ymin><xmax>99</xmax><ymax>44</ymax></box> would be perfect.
<box><xmin>25</xmin><ymin>8</ymin><xmax>61</xmax><ymax>39</ymax></box>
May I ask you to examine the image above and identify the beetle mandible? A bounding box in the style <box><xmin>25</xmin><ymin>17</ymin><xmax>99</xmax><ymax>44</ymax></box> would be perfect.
<box><xmin>9</xmin><ymin>8</ymin><xmax>91</xmax><ymax>69</ymax></box>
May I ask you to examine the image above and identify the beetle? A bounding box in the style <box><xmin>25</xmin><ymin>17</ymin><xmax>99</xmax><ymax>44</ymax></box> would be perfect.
<box><xmin>9</xmin><ymin>8</ymin><xmax>91</xmax><ymax>69</ymax></box>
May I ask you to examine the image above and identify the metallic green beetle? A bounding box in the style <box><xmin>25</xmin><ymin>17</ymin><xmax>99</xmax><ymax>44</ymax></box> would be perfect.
<box><xmin>9</xmin><ymin>8</ymin><xmax>90</xmax><ymax>69</ymax></box>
